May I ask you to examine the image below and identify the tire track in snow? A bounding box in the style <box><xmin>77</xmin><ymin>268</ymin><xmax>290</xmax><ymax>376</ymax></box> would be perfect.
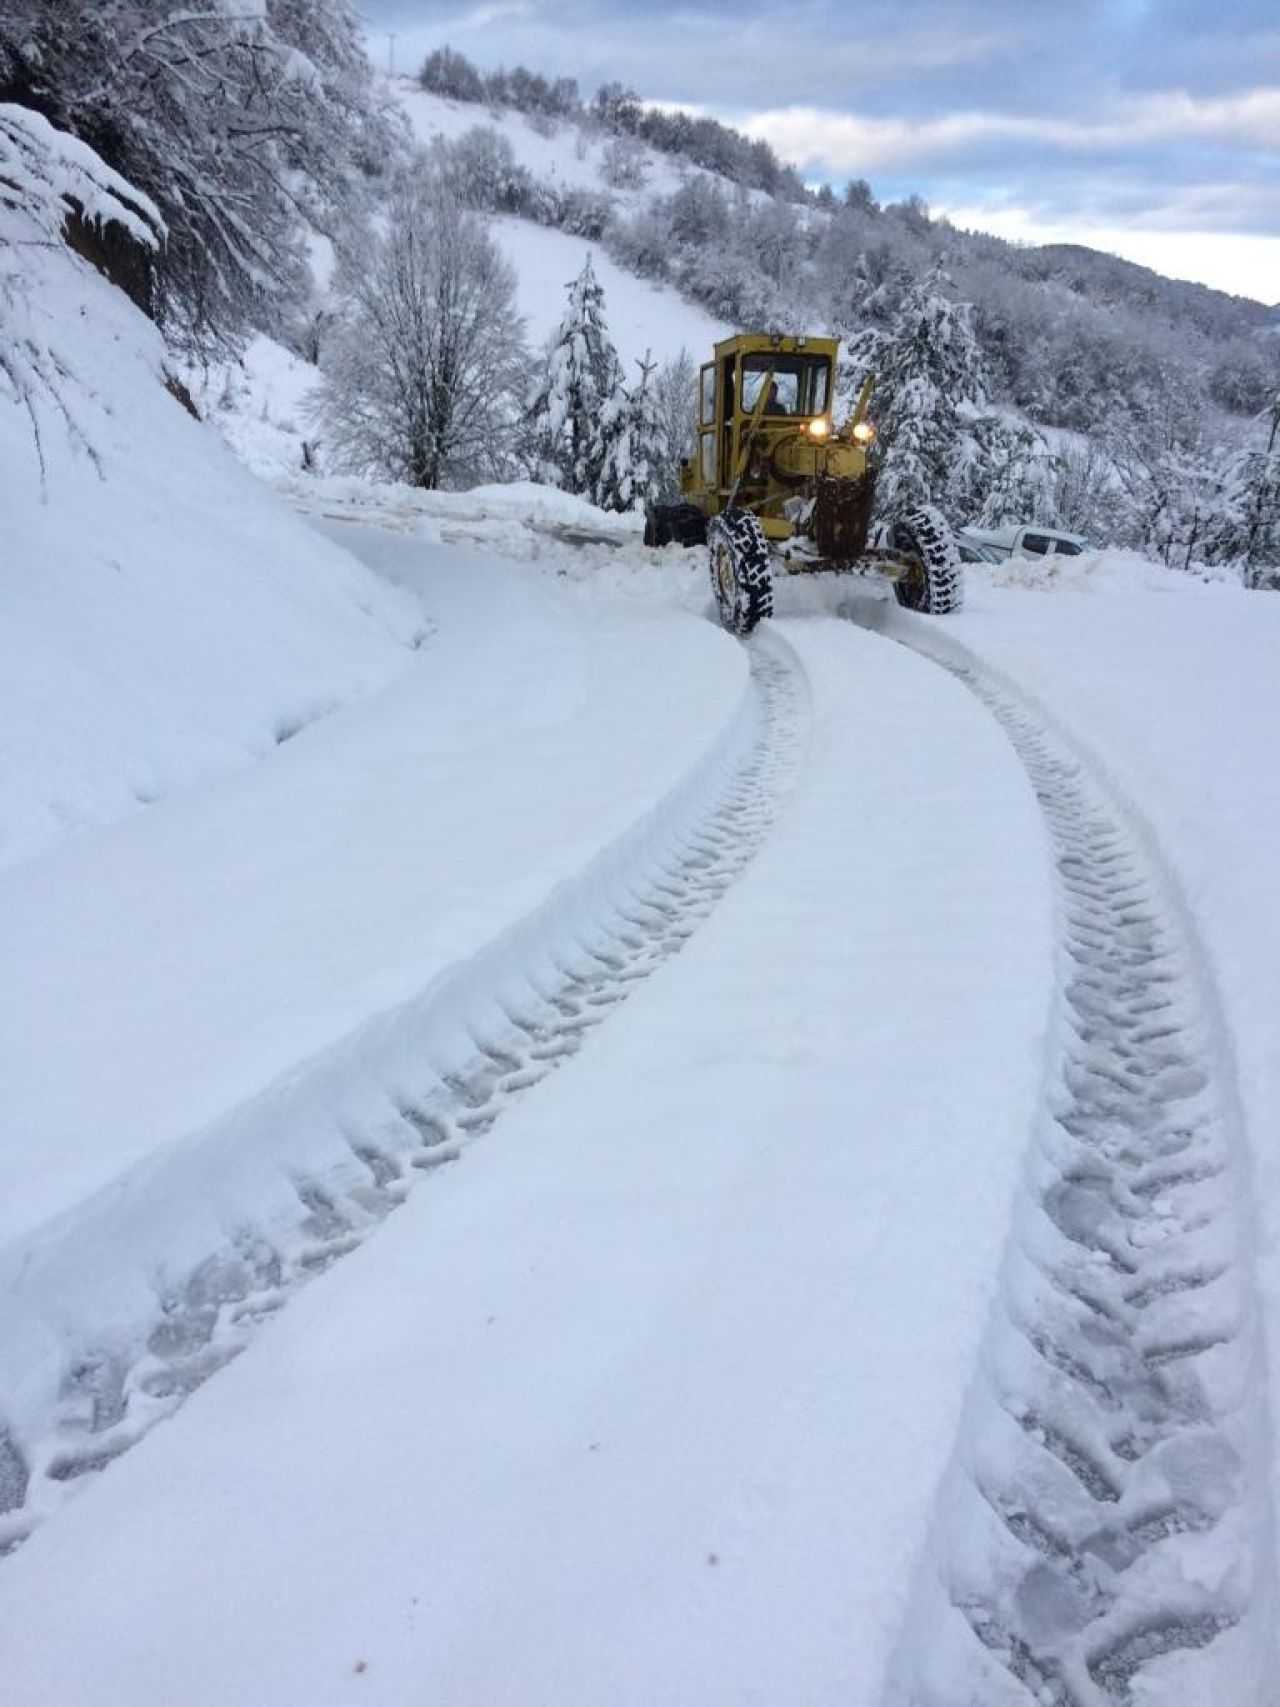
<box><xmin>0</xmin><ymin>633</ymin><xmax>805</xmax><ymax>1560</ymax></box>
<box><xmin>869</xmin><ymin>626</ymin><xmax>1275</xmax><ymax>1706</ymax></box>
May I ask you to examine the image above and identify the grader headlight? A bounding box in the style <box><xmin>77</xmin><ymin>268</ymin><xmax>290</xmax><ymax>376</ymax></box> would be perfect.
<box><xmin>807</xmin><ymin>417</ymin><xmax>831</xmax><ymax>440</ymax></box>
<box><xmin>851</xmin><ymin>420</ymin><xmax>877</xmax><ymax>445</ymax></box>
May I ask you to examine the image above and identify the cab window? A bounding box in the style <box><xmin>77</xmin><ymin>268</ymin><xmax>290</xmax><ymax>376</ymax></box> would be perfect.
<box><xmin>699</xmin><ymin>365</ymin><xmax>716</xmax><ymax>426</ymax></box>
<box><xmin>740</xmin><ymin>354</ymin><xmax>831</xmax><ymax>417</ymax></box>
<box><xmin>1022</xmin><ymin>533</ymin><xmax>1051</xmax><ymax>556</ymax></box>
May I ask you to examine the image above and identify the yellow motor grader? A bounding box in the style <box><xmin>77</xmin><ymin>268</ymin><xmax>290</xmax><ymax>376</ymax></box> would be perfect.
<box><xmin>644</xmin><ymin>332</ymin><xmax>963</xmax><ymax>633</ymax></box>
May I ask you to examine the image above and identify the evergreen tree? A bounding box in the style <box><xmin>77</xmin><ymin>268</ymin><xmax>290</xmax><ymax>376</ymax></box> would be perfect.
<box><xmin>597</xmin><ymin>350</ymin><xmax>664</xmax><ymax>512</ymax></box>
<box><xmin>964</xmin><ymin>414</ymin><xmax>1058</xmax><ymax>528</ymax></box>
<box><xmin>526</xmin><ymin>256</ymin><xmax>624</xmax><ymax>497</ymax></box>
<box><xmin>849</xmin><ymin>264</ymin><xmax>987</xmax><ymax>513</ymax></box>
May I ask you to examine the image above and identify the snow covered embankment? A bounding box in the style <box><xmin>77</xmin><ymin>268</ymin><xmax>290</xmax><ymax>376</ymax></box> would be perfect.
<box><xmin>0</xmin><ymin>209</ymin><xmax>422</xmax><ymax>874</ymax></box>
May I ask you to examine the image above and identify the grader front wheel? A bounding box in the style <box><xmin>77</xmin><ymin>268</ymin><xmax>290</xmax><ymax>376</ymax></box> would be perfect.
<box><xmin>891</xmin><ymin>505</ymin><xmax>965</xmax><ymax>614</ymax></box>
<box><xmin>708</xmin><ymin>510</ymin><xmax>773</xmax><ymax>634</ymax></box>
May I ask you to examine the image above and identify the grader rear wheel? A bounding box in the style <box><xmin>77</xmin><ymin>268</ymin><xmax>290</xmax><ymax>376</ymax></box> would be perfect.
<box><xmin>891</xmin><ymin>505</ymin><xmax>965</xmax><ymax>614</ymax></box>
<box><xmin>708</xmin><ymin>509</ymin><xmax>773</xmax><ymax>634</ymax></box>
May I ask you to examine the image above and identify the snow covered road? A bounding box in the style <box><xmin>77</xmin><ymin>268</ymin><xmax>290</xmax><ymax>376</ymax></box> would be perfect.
<box><xmin>862</xmin><ymin>617</ymin><xmax>1275</xmax><ymax>1704</ymax></box>
<box><xmin>0</xmin><ymin>535</ymin><xmax>752</xmax><ymax>1546</ymax></box>
<box><xmin>2</xmin><ymin>505</ymin><xmax>1278</xmax><ymax>1706</ymax></box>
<box><xmin>0</xmin><ymin>587</ymin><xmax>1058</xmax><ymax>1704</ymax></box>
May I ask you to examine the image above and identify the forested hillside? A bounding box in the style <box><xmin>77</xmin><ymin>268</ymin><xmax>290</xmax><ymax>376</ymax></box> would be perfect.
<box><xmin>2</xmin><ymin>8</ymin><xmax>1276</xmax><ymax>579</ymax></box>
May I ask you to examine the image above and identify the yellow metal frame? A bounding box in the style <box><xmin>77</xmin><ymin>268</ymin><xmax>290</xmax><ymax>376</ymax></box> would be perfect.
<box><xmin>681</xmin><ymin>332</ymin><xmax>870</xmax><ymax>538</ymax></box>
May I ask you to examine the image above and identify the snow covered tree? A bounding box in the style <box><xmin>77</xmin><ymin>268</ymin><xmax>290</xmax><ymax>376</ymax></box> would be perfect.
<box><xmin>1237</xmin><ymin>395</ymin><xmax>1280</xmax><ymax>587</ymax></box>
<box><xmin>650</xmin><ymin>348</ymin><xmax>697</xmax><ymax>501</ymax></box>
<box><xmin>419</xmin><ymin>46</ymin><xmax>485</xmax><ymax>103</ymax></box>
<box><xmin>961</xmin><ymin>414</ymin><xmax>1058</xmax><ymax>528</ymax></box>
<box><xmin>600</xmin><ymin>135</ymin><xmax>647</xmax><ymax>190</ymax></box>
<box><xmin>0</xmin><ymin>0</ymin><xmax>398</xmax><ymax>347</ymax></box>
<box><xmin>526</xmin><ymin>255</ymin><xmax>626</xmax><ymax>499</ymax></box>
<box><xmin>1051</xmin><ymin>441</ymin><xmax>1120</xmax><ymax>542</ymax></box>
<box><xmin>1105</xmin><ymin>374</ymin><xmax>1211</xmax><ymax>561</ymax></box>
<box><xmin>441</xmin><ymin>128</ymin><xmax>532</xmax><ymax>215</ymax></box>
<box><xmin>312</xmin><ymin>178</ymin><xmax>526</xmax><ymax>490</ymax></box>
<box><xmin>849</xmin><ymin>264</ymin><xmax>988</xmax><ymax>513</ymax></box>
<box><xmin>596</xmin><ymin>350</ymin><xmax>665</xmax><ymax>512</ymax></box>
<box><xmin>1</xmin><ymin>103</ymin><xmax>164</xmax><ymax>474</ymax></box>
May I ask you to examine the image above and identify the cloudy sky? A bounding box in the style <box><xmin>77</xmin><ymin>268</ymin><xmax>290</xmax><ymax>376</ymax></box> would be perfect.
<box><xmin>365</xmin><ymin>0</ymin><xmax>1280</xmax><ymax>304</ymax></box>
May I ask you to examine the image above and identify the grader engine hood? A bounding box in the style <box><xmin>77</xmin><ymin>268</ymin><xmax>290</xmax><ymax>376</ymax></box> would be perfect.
<box><xmin>770</xmin><ymin>431</ymin><xmax>868</xmax><ymax>483</ymax></box>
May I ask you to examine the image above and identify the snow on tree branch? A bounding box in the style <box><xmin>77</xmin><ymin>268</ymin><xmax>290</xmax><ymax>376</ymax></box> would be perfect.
<box><xmin>2</xmin><ymin>0</ymin><xmax>399</xmax><ymax>348</ymax></box>
<box><xmin>0</xmin><ymin>103</ymin><xmax>165</xmax><ymax>249</ymax></box>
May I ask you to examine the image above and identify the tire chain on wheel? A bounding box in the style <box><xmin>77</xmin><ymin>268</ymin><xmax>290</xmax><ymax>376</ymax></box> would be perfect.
<box><xmin>892</xmin><ymin>503</ymin><xmax>965</xmax><ymax>614</ymax></box>
<box><xmin>708</xmin><ymin>508</ymin><xmax>773</xmax><ymax>634</ymax></box>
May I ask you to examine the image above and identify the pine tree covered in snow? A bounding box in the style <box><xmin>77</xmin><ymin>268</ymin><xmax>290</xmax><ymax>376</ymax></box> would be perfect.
<box><xmin>596</xmin><ymin>350</ymin><xmax>665</xmax><ymax>512</ymax></box>
<box><xmin>526</xmin><ymin>256</ymin><xmax>626</xmax><ymax>499</ymax></box>
<box><xmin>312</xmin><ymin>175</ymin><xmax>526</xmax><ymax>490</ymax></box>
<box><xmin>963</xmin><ymin>414</ymin><xmax>1058</xmax><ymax>528</ymax></box>
<box><xmin>849</xmin><ymin>264</ymin><xmax>988</xmax><ymax>514</ymax></box>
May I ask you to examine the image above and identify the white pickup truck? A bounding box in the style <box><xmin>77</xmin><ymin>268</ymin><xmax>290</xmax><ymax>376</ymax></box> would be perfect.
<box><xmin>960</xmin><ymin>524</ymin><xmax>1092</xmax><ymax>561</ymax></box>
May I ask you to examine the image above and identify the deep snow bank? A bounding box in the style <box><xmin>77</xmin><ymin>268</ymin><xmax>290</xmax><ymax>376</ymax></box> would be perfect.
<box><xmin>0</xmin><ymin>238</ymin><xmax>423</xmax><ymax>871</ymax></box>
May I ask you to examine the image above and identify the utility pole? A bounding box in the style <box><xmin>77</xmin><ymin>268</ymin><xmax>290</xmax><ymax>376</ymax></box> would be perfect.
<box><xmin>387</xmin><ymin>32</ymin><xmax>396</xmax><ymax>77</ymax></box>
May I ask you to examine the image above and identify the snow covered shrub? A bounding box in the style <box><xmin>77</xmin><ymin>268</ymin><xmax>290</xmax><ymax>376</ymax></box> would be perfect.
<box><xmin>419</xmin><ymin>46</ymin><xmax>486</xmax><ymax>104</ymax></box>
<box><xmin>1050</xmin><ymin>442</ymin><xmax>1122</xmax><ymax>542</ymax></box>
<box><xmin>1236</xmin><ymin>398</ymin><xmax>1280</xmax><ymax>588</ymax></box>
<box><xmin>0</xmin><ymin>103</ymin><xmax>163</xmax><ymax>473</ymax></box>
<box><xmin>312</xmin><ymin>176</ymin><xmax>526</xmax><ymax>490</ymax></box>
<box><xmin>443</xmin><ymin>128</ymin><xmax>534</xmax><ymax>216</ymax></box>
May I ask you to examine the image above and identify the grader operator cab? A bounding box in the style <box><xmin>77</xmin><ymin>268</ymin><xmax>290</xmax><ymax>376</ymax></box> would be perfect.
<box><xmin>644</xmin><ymin>333</ymin><xmax>963</xmax><ymax>634</ymax></box>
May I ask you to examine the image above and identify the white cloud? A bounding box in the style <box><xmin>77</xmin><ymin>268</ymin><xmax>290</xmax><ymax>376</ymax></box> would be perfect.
<box><xmin>737</xmin><ymin>85</ymin><xmax>1280</xmax><ymax>172</ymax></box>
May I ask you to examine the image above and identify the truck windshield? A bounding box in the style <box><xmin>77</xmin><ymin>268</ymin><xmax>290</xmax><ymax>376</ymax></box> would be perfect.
<box><xmin>741</xmin><ymin>355</ymin><xmax>831</xmax><ymax>417</ymax></box>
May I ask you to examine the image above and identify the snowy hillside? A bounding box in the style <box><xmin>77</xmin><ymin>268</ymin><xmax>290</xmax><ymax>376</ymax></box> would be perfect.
<box><xmin>1</xmin><ymin>223</ymin><xmax>423</xmax><ymax>871</ymax></box>
<box><xmin>393</xmin><ymin>81</ymin><xmax>727</xmax><ymax>367</ymax></box>
<box><xmin>395</xmin><ymin>79</ymin><xmax>691</xmax><ymax>207</ymax></box>
<box><xmin>487</xmin><ymin>213</ymin><xmax>728</xmax><ymax>371</ymax></box>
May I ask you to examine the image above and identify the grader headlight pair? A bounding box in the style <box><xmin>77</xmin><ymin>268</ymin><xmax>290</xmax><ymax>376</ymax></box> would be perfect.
<box><xmin>808</xmin><ymin>417</ymin><xmax>876</xmax><ymax>444</ymax></box>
